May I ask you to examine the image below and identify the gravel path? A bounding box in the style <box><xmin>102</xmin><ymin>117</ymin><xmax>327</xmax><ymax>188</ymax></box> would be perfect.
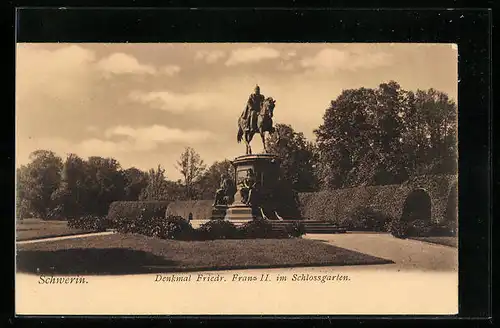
<box><xmin>16</xmin><ymin>231</ymin><xmax>116</xmax><ymax>245</ymax></box>
<box><xmin>304</xmin><ymin>233</ymin><xmax>458</xmax><ymax>271</ymax></box>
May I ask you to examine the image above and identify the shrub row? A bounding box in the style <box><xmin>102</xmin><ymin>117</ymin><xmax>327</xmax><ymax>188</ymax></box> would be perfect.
<box><xmin>344</xmin><ymin>206</ymin><xmax>391</xmax><ymax>232</ymax></box>
<box><xmin>334</xmin><ymin>205</ymin><xmax>456</xmax><ymax>237</ymax></box>
<box><xmin>200</xmin><ymin>218</ymin><xmax>306</xmax><ymax>240</ymax></box>
<box><xmin>112</xmin><ymin>211</ymin><xmax>194</xmax><ymax>240</ymax></box>
<box><xmin>67</xmin><ymin>215</ymin><xmax>112</xmax><ymax>232</ymax></box>
<box><xmin>105</xmin><ymin>200</ymin><xmax>306</xmax><ymax>240</ymax></box>
<box><xmin>112</xmin><ymin>212</ymin><xmax>306</xmax><ymax>240</ymax></box>
<box><xmin>386</xmin><ymin>219</ymin><xmax>456</xmax><ymax>238</ymax></box>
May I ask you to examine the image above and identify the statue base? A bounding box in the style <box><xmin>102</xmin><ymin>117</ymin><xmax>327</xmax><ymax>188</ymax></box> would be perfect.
<box><xmin>224</xmin><ymin>204</ymin><xmax>261</xmax><ymax>221</ymax></box>
<box><xmin>224</xmin><ymin>153</ymin><xmax>281</xmax><ymax>221</ymax></box>
<box><xmin>211</xmin><ymin>205</ymin><xmax>228</xmax><ymax>220</ymax></box>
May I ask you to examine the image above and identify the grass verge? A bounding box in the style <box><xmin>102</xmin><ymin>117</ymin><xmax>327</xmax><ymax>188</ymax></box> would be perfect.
<box><xmin>16</xmin><ymin>219</ymin><xmax>92</xmax><ymax>241</ymax></box>
<box><xmin>17</xmin><ymin>233</ymin><xmax>393</xmax><ymax>275</ymax></box>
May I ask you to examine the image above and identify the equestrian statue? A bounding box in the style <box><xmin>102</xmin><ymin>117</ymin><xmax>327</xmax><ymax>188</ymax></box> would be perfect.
<box><xmin>237</xmin><ymin>85</ymin><xmax>276</xmax><ymax>155</ymax></box>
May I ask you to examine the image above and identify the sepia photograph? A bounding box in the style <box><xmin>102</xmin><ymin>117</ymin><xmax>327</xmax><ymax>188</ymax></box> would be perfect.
<box><xmin>15</xmin><ymin>42</ymin><xmax>458</xmax><ymax>315</ymax></box>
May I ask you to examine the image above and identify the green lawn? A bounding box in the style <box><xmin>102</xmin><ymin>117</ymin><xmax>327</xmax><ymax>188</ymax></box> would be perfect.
<box><xmin>410</xmin><ymin>236</ymin><xmax>458</xmax><ymax>248</ymax></box>
<box><xmin>16</xmin><ymin>219</ymin><xmax>92</xmax><ymax>241</ymax></box>
<box><xmin>16</xmin><ymin>233</ymin><xmax>393</xmax><ymax>275</ymax></box>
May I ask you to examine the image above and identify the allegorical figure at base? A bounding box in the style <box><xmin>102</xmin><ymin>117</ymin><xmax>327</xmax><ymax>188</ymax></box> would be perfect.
<box><xmin>212</xmin><ymin>175</ymin><xmax>235</xmax><ymax>207</ymax></box>
<box><xmin>239</xmin><ymin>169</ymin><xmax>258</xmax><ymax>206</ymax></box>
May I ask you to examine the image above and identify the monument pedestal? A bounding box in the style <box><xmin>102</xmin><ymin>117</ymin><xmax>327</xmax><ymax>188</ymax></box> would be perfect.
<box><xmin>223</xmin><ymin>153</ymin><xmax>280</xmax><ymax>221</ymax></box>
<box><xmin>211</xmin><ymin>205</ymin><xmax>228</xmax><ymax>220</ymax></box>
<box><xmin>224</xmin><ymin>205</ymin><xmax>260</xmax><ymax>221</ymax></box>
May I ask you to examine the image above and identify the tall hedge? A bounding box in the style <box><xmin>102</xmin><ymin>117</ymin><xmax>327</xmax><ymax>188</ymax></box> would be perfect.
<box><xmin>297</xmin><ymin>191</ymin><xmax>339</xmax><ymax>222</ymax></box>
<box><xmin>166</xmin><ymin>200</ymin><xmax>214</xmax><ymax>220</ymax></box>
<box><xmin>297</xmin><ymin>185</ymin><xmax>401</xmax><ymax>224</ymax></box>
<box><xmin>297</xmin><ymin>174</ymin><xmax>458</xmax><ymax>225</ymax></box>
<box><xmin>367</xmin><ymin>184</ymin><xmax>405</xmax><ymax>221</ymax></box>
<box><xmin>107</xmin><ymin>201</ymin><xmax>171</xmax><ymax>222</ymax></box>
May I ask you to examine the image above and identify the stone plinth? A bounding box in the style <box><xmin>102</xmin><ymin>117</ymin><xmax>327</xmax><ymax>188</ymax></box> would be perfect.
<box><xmin>211</xmin><ymin>205</ymin><xmax>227</xmax><ymax>220</ymax></box>
<box><xmin>224</xmin><ymin>153</ymin><xmax>280</xmax><ymax>221</ymax></box>
<box><xmin>224</xmin><ymin>206</ymin><xmax>260</xmax><ymax>221</ymax></box>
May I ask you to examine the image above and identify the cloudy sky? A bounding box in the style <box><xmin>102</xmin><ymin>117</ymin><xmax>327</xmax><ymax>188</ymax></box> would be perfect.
<box><xmin>16</xmin><ymin>43</ymin><xmax>457</xmax><ymax>180</ymax></box>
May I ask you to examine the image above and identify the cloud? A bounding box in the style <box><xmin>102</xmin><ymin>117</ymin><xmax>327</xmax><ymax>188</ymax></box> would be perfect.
<box><xmin>96</xmin><ymin>53</ymin><xmax>181</xmax><ymax>77</ymax></box>
<box><xmin>17</xmin><ymin>125</ymin><xmax>213</xmax><ymax>167</ymax></box>
<box><xmin>97</xmin><ymin>52</ymin><xmax>156</xmax><ymax>76</ymax></box>
<box><xmin>300</xmin><ymin>48</ymin><xmax>392</xmax><ymax>72</ymax></box>
<box><xmin>160</xmin><ymin>65</ymin><xmax>181</xmax><ymax>76</ymax></box>
<box><xmin>225</xmin><ymin>47</ymin><xmax>281</xmax><ymax>66</ymax></box>
<box><xmin>277</xmin><ymin>62</ymin><xmax>296</xmax><ymax>71</ymax></box>
<box><xmin>105</xmin><ymin>125</ymin><xmax>213</xmax><ymax>144</ymax></box>
<box><xmin>129</xmin><ymin>90</ymin><xmax>223</xmax><ymax>113</ymax></box>
<box><xmin>195</xmin><ymin>50</ymin><xmax>226</xmax><ymax>64</ymax></box>
<box><xmin>80</xmin><ymin>138</ymin><xmax>144</xmax><ymax>153</ymax></box>
<box><xmin>16</xmin><ymin>44</ymin><xmax>97</xmax><ymax>101</ymax></box>
<box><xmin>284</xmin><ymin>50</ymin><xmax>297</xmax><ymax>59</ymax></box>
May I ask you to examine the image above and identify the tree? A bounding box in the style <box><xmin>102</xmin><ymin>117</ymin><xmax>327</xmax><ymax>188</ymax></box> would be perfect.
<box><xmin>140</xmin><ymin>165</ymin><xmax>168</xmax><ymax>201</ymax></box>
<box><xmin>139</xmin><ymin>165</ymin><xmax>185</xmax><ymax>201</ymax></box>
<box><xmin>50</xmin><ymin>153</ymin><xmax>88</xmax><ymax>218</ymax></box>
<box><xmin>176</xmin><ymin>147</ymin><xmax>206</xmax><ymax>200</ymax></box>
<box><xmin>16</xmin><ymin>150</ymin><xmax>63</xmax><ymax>219</ymax></box>
<box><xmin>123</xmin><ymin>167</ymin><xmax>148</xmax><ymax>201</ymax></box>
<box><xmin>197</xmin><ymin>160</ymin><xmax>235</xmax><ymax>199</ymax></box>
<box><xmin>84</xmin><ymin>156</ymin><xmax>126</xmax><ymax>216</ymax></box>
<box><xmin>16</xmin><ymin>166</ymin><xmax>32</xmax><ymax>219</ymax></box>
<box><xmin>314</xmin><ymin>81</ymin><xmax>457</xmax><ymax>189</ymax></box>
<box><xmin>405</xmin><ymin>88</ymin><xmax>458</xmax><ymax>175</ymax></box>
<box><xmin>265</xmin><ymin>123</ymin><xmax>318</xmax><ymax>192</ymax></box>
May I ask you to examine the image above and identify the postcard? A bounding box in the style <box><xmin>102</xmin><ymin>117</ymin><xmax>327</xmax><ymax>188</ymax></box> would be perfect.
<box><xmin>15</xmin><ymin>43</ymin><xmax>458</xmax><ymax>315</ymax></box>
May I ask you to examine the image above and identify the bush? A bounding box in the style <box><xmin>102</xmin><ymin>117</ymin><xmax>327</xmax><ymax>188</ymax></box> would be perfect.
<box><xmin>112</xmin><ymin>205</ymin><xmax>194</xmax><ymax>240</ymax></box>
<box><xmin>385</xmin><ymin>219</ymin><xmax>409</xmax><ymax>238</ymax></box>
<box><xmin>445</xmin><ymin>219</ymin><xmax>457</xmax><ymax>236</ymax></box>
<box><xmin>107</xmin><ymin>201</ymin><xmax>171</xmax><ymax>225</ymax></box>
<box><xmin>405</xmin><ymin>219</ymin><xmax>433</xmax><ymax>236</ymax></box>
<box><xmin>94</xmin><ymin>216</ymin><xmax>113</xmax><ymax>231</ymax></box>
<box><xmin>156</xmin><ymin>215</ymin><xmax>195</xmax><ymax>240</ymax></box>
<box><xmin>386</xmin><ymin>218</ymin><xmax>449</xmax><ymax>238</ymax></box>
<box><xmin>346</xmin><ymin>207</ymin><xmax>391</xmax><ymax>232</ymax></box>
<box><xmin>68</xmin><ymin>215</ymin><xmax>110</xmax><ymax>231</ymax></box>
<box><xmin>428</xmin><ymin>221</ymin><xmax>456</xmax><ymax>237</ymax></box>
<box><xmin>197</xmin><ymin>219</ymin><xmax>240</xmax><ymax>240</ymax></box>
<box><xmin>285</xmin><ymin>221</ymin><xmax>306</xmax><ymax>238</ymax></box>
<box><xmin>238</xmin><ymin>218</ymin><xmax>274</xmax><ymax>238</ymax></box>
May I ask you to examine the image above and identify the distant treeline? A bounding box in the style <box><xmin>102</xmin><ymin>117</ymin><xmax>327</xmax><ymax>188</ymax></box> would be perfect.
<box><xmin>16</xmin><ymin>81</ymin><xmax>457</xmax><ymax>220</ymax></box>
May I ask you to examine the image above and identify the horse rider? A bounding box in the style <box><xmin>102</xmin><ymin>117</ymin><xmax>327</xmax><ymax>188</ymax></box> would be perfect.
<box><xmin>241</xmin><ymin>85</ymin><xmax>265</xmax><ymax>133</ymax></box>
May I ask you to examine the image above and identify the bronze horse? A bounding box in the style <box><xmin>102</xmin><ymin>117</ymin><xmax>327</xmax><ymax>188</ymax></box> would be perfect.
<box><xmin>237</xmin><ymin>97</ymin><xmax>276</xmax><ymax>155</ymax></box>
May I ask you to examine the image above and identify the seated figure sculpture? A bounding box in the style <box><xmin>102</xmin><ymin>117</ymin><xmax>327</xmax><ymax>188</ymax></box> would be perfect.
<box><xmin>213</xmin><ymin>175</ymin><xmax>234</xmax><ymax>207</ymax></box>
<box><xmin>239</xmin><ymin>169</ymin><xmax>258</xmax><ymax>206</ymax></box>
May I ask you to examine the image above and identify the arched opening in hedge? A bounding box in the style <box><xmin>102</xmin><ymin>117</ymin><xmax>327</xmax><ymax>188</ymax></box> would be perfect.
<box><xmin>445</xmin><ymin>182</ymin><xmax>458</xmax><ymax>224</ymax></box>
<box><xmin>401</xmin><ymin>189</ymin><xmax>432</xmax><ymax>222</ymax></box>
